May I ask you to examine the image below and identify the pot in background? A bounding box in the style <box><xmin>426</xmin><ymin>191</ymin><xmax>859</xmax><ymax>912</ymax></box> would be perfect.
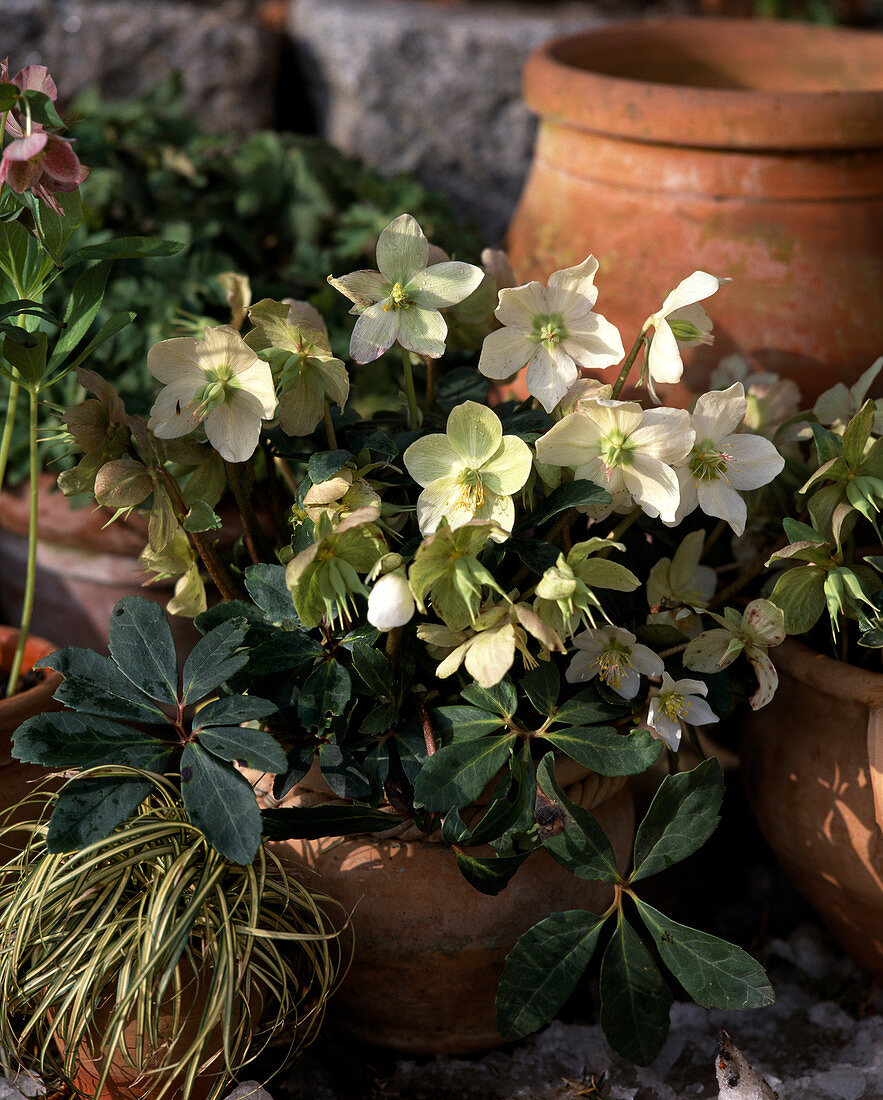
<box><xmin>741</xmin><ymin>637</ymin><xmax>883</xmax><ymax>976</ymax></box>
<box><xmin>507</xmin><ymin>18</ymin><xmax>883</xmax><ymax>403</ymax></box>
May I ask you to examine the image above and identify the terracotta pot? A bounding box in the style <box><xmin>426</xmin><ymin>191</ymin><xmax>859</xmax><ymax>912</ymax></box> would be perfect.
<box><xmin>0</xmin><ymin>476</ymin><xmax>200</xmax><ymax>654</ymax></box>
<box><xmin>741</xmin><ymin>637</ymin><xmax>883</xmax><ymax>975</ymax></box>
<box><xmin>507</xmin><ymin>18</ymin><xmax>883</xmax><ymax>403</ymax></box>
<box><xmin>265</xmin><ymin>765</ymin><xmax>634</xmax><ymax>1054</ymax></box>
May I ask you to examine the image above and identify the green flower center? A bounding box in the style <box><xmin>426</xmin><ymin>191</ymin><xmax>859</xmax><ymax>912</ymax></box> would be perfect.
<box><xmin>598</xmin><ymin>429</ymin><xmax>633</xmax><ymax>475</ymax></box>
<box><xmin>689</xmin><ymin>440</ymin><xmax>731</xmax><ymax>482</ymax></box>
<box><xmin>455</xmin><ymin>467</ymin><xmax>485</xmax><ymax>511</ymax></box>
<box><xmin>531</xmin><ymin>312</ymin><xmax>569</xmax><ymax>349</ymax></box>
<box><xmin>658</xmin><ymin>690</ymin><xmax>687</xmax><ymax>721</ymax></box>
<box><xmin>595</xmin><ymin>638</ymin><xmax>632</xmax><ymax>688</ymax></box>
<box><xmin>383</xmin><ymin>282</ymin><xmax>413</xmax><ymax>312</ymax></box>
<box><xmin>192</xmin><ymin>362</ymin><xmax>239</xmax><ymax>416</ymax></box>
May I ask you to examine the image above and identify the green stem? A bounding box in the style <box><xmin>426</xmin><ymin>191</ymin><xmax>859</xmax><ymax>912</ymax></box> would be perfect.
<box><xmin>610</xmin><ymin>327</ymin><xmax>650</xmax><ymax>400</ymax></box>
<box><xmin>401</xmin><ymin>347</ymin><xmax>420</xmax><ymax>431</ymax></box>
<box><xmin>322</xmin><ymin>400</ymin><xmax>338</xmax><ymax>450</ymax></box>
<box><xmin>6</xmin><ymin>387</ymin><xmax>39</xmax><ymax>698</ymax></box>
<box><xmin>0</xmin><ymin>371</ymin><xmax>20</xmax><ymax>492</ymax></box>
<box><xmin>423</xmin><ymin>356</ymin><xmax>436</xmax><ymax>415</ymax></box>
<box><xmin>226</xmin><ymin>459</ymin><xmax>271</xmax><ymax>565</ymax></box>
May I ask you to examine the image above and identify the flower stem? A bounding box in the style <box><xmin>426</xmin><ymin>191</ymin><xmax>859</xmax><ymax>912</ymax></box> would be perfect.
<box><xmin>0</xmin><ymin>371</ymin><xmax>20</xmax><ymax>492</ymax></box>
<box><xmin>423</xmin><ymin>356</ymin><xmax>436</xmax><ymax>414</ymax></box>
<box><xmin>6</xmin><ymin>387</ymin><xmax>39</xmax><ymax>698</ymax></box>
<box><xmin>401</xmin><ymin>347</ymin><xmax>420</xmax><ymax>431</ymax></box>
<box><xmin>322</xmin><ymin>400</ymin><xmax>338</xmax><ymax>450</ymax></box>
<box><xmin>226</xmin><ymin>460</ymin><xmax>271</xmax><ymax>566</ymax></box>
<box><xmin>610</xmin><ymin>327</ymin><xmax>649</xmax><ymax>400</ymax></box>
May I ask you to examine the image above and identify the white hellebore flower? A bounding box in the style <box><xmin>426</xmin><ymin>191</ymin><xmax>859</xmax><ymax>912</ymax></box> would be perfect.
<box><xmin>813</xmin><ymin>355</ymin><xmax>883</xmax><ymax>436</ymax></box>
<box><xmin>671</xmin><ymin>383</ymin><xmax>785</xmax><ymax>536</ymax></box>
<box><xmin>147</xmin><ymin>325</ymin><xmax>277</xmax><ymax>463</ymax></box>
<box><xmin>477</xmin><ymin>256</ymin><xmax>624</xmax><ymax>413</ymax></box>
<box><xmin>367</xmin><ymin>569</ymin><xmax>416</xmax><ymax>631</ymax></box>
<box><xmin>403</xmin><ymin>401</ymin><xmax>533</xmax><ymax>541</ymax></box>
<box><xmin>646</xmin><ymin>673</ymin><xmax>718</xmax><ymax>751</ymax></box>
<box><xmin>535</xmin><ymin>398</ymin><xmax>694</xmax><ymax>523</ymax></box>
<box><xmin>327</xmin><ymin>214</ymin><xmax>484</xmax><ymax>364</ymax></box>
<box><xmin>645</xmin><ymin>271</ymin><xmax>727</xmax><ymax>386</ymax></box>
<box><xmin>566</xmin><ymin>626</ymin><xmax>663</xmax><ymax>700</ymax></box>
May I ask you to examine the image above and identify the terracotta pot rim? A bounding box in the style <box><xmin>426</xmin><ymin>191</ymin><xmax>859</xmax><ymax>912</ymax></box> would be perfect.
<box><xmin>773</xmin><ymin>636</ymin><xmax>883</xmax><ymax>707</ymax></box>
<box><xmin>524</xmin><ymin>18</ymin><xmax>883</xmax><ymax>150</ymax></box>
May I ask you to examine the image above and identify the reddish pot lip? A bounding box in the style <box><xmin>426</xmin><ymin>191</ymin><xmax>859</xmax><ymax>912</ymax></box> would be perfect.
<box><xmin>524</xmin><ymin>17</ymin><xmax>883</xmax><ymax>150</ymax></box>
<box><xmin>0</xmin><ymin>624</ymin><xmax>62</xmax><ymax>731</ymax></box>
<box><xmin>772</xmin><ymin>636</ymin><xmax>883</xmax><ymax>707</ymax></box>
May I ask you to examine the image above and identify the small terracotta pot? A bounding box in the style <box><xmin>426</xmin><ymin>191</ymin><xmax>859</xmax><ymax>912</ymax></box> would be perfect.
<box><xmin>266</xmin><ymin>766</ymin><xmax>633</xmax><ymax>1054</ymax></box>
<box><xmin>741</xmin><ymin>638</ymin><xmax>883</xmax><ymax>975</ymax></box>
<box><xmin>507</xmin><ymin>18</ymin><xmax>883</xmax><ymax>403</ymax></box>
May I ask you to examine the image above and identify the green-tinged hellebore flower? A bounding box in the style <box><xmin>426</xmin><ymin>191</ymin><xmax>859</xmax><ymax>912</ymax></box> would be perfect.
<box><xmin>535</xmin><ymin>398</ymin><xmax>693</xmax><ymax>523</ymax></box>
<box><xmin>367</xmin><ymin>570</ymin><xmax>415</xmax><ymax>631</ymax></box>
<box><xmin>424</xmin><ymin>601</ymin><xmax>564</xmax><ymax>689</ymax></box>
<box><xmin>302</xmin><ymin>466</ymin><xmax>381</xmax><ymax>527</ymax></box>
<box><xmin>645</xmin><ymin>673</ymin><xmax>718</xmax><ymax>751</ymax></box>
<box><xmin>244</xmin><ymin>298</ymin><xmax>349</xmax><ymax>437</ymax></box>
<box><xmin>534</xmin><ymin>539</ymin><xmax>639</xmax><ymax>638</ymax></box>
<box><xmin>403</xmin><ymin>401</ymin><xmax>533</xmax><ymax>540</ymax></box>
<box><xmin>477</xmin><ymin>256</ymin><xmax>624</xmax><ymax>414</ymax></box>
<box><xmin>566</xmin><ymin>626</ymin><xmax>663</xmax><ymax>700</ymax></box>
<box><xmin>408</xmin><ymin>519</ymin><xmax>505</xmax><ymax>632</ymax></box>
<box><xmin>147</xmin><ymin>325</ymin><xmax>277</xmax><ymax>463</ymax></box>
<box><xmin>644</xmin><ymin>271</ymin><xmax>727</xmax><ymax>387</ymax></box>
<box><xmin>814</xmin><ymin>356</ymin><xmax>883</xmax><ymax>436</ymax></box>
<box><xmin>670</xmin><ymin>384</ymin><xmax>786</xmax><ymax>536</ymax></box>
<box><xmin>646</xmin><ymin>529</ymin><xmax>717</xmax><ymax>638</ymax></box>
<box><xmin>684</xmin><ymin>598</ymin><xmax>785</xmax><ymax>710</ymax></box>
<box><xmin>327</xmin><ymin>214</ymin><xmax>484</xmax><ymax>364</ymax></box>
<box><xmin>285</xmin><ymin>506</ymin><xmax>386</xmax><ymax>629</ymax></box>
<box><xmin>139</xmin><ymin>527</ymin><xmax>207</xmax><ymax>619</ymax></box>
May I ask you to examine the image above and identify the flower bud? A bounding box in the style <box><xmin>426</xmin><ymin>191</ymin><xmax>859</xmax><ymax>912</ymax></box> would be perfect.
<box><xmin>367</xmin><ymin>570</ymin><xmax>415</xmax><ymax>631</ymax></box>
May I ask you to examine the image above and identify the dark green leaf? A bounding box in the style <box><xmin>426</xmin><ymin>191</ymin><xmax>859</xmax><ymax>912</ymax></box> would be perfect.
<box><xmin>191</xmin><ymin>694</ymin><xmax>277</xmax><ymax>730</ymax></box>
<box><xmin>351</xmin><ymin>640</ymin><xmax>395</xmax><ymax>698</ymax></box>
<box><xmin>435</xmin><ymin>366</ymin><xmax>489</xmax><ymax>413</ymax></box>
<box><xmin>180</xmin><ymin>617</ymin><xmax>249</xmax><ymax>703</ymax></box>
<box><xmin>522</xmin><ymin>662</ymin><xmax>560</xmax><ymax>718</ymax></box>
<box><xmin>47</xmin><ymin>260</ymin><xmax>110</xmax><ymax>370</ymax></box>
<box><xmin>552</xmin><ymin>690</ymin><xmax>629</xmax><ymax>727</ymax></box>
<box><xmin>455</xmin><ymin>850</ymin><xmax>527</xmax><ymax>895</ymax></box>
<box><xmin>497</xmin><ymin>910</ymin><xmax>608</xmax><ymax>1040</ymax></box>
<box><xmin>413</xmin><ymin>734</ymin><xmax>517</xmax><ymax>811</ymax></box>
<box><xmin>542</xmin><ymin>726</ymin><xmax>662</xmax><ymax>776</ymax></box>
<box><xmin>461</xmin><ymin>679</ymin><xmax>517</xmax><ymax>719</ymax></box>
<box><xmin>521</xmin><ymin>481</ymin><xmax>611</xmax><ymax>530</ymax></box>
<box><xmin>261</xmin><ymin>803</ymin><xmax>401</xmax><ymax>840</ymax></box>
<box><xmin>54</xmin><ymin>311</ymin><xmax>135</xmax><ymax>380</ymax></box>
<box><xmin>432</xmin><ymin>705</ymin><xmax>503</xmax><ymax>742</ymax></box>
<box><xmin>307</xmin><ymin>449</ymin><xmax>352</xmax><ymax>483</ymax></box>
<box><xmin>506</xmin><ymin>537</ymin><xmax>561</xmax><ymax>575</ymax></box>
<box><xmin>360</xmin><ymin>702</ymin><xmax>398</xmax><ymax>736</ymax></box>
<box><xmin>183</xmin><ymin>500</ymin><xmax>222</xmax><ymax>532</ymax></box>
<box><xmin>600</xmin><ymin>916</ymin><xmax>672</xmax><ymax>1065</ymax></box>
<box><xmin>37</xmin><ymin>647</ymin><xmax>164</xmax><ymax>720</ymax></box>
<box><xmin>272</xmin><ymin>744</ymin><xmax>316</xmax><ymax>800</ymax></box>
<box><xmin>107</xmin><ymin>596</ymin><xmax>179</xmax><ymax>706</ymax></box>
<box><xmin>810</xmin><ymin>422</ymin><xmax>843</xmax><ymax>466</ymax></box>
<box><xmin>634</xmin><ymin>899</ymin><xmax>774</xmax><ymax>1010</ymax></box>
<box><xmin>74</xmin><ymin>236</ymin><xmax>185</xmax><ymax>261</ymax></box>
<box><xmin>299</xmin><ymin>660</ymin><xmax>352</xmax><ymax>729</ymax></box>
<box><xmin>180</xmin><ymin>743</ymin><xmax>262</xmax><ymax>864</ymax></box>
<box><xmin>630</xmin><ymin>758</ymin><xmax>724</xmax><ymax>883</ymax></box>
<box><xmin>466</xmin><ymin>744</ymin><xmax>536</xmax><ymax>847</ymax></box>
<box><xmin>317</xmin><ymin>743</ymin><xmax>371</xmax><ymax>799</ymax></box>
<box><xmin>198</xmin><ymin>725</ymin><xmax>287</xmax><ymax>774</ymax></box>
<box><xmin>0</xmin><ymin>84</ymin><xmax>18</xmax><ymax>112</ymax></box>
<box><xmin>244</xmin><ymin>563</ymin><xmax>299</xmax><ymax>623</ymax></box>
<box><xmin>47</xmin><ymin>775</ymin><xmax>153</xmax><ymax>852</ymax></box>
<box><xmin>537</xmin><ymin>752</ymin><xmax>620</xmax><ymax>883</ymax></box>
<box><xmin>13</xmin><ymin>712</ymin><xmax>170</xmax><ymax>771</ymax></box>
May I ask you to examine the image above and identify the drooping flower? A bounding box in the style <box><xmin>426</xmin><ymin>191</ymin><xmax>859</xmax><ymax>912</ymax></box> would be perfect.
<box><xmin>670</xmin><ymin>383</ymin><xmax>785</xmax><ymax>536</ymax></box>
<box><xmin>244</xmin><ymin>299</ymin><xmax>348</xmax><ymax>438</ymax></box>
<box><xmin>566</xmin><ymin>626</ymin><xmax>664</xmax><ymax>700</ymax></box>
<box><xmin>644</xmin><ymin>271</ymin><xmax>727</xmax><ymax>387</ymax></box>
<box><xmin>408</xmin><ymin>519</ymin><xmax>505</xmax><ymax>631</ymax></box>
<box><xmin>477</xmin><ymin>256</ymin><xmax>624</xmax><ymax>413</ymax></box>
<box><xmin>646</xmin><ymin>528</ymin><xmax>717</xmax><ymax>638</ymax></box>
<box><xmin>645</xmin><ymin>673</ymin><xmax>718</xmax><ymax>750</ymax></box>
<box><xmin>534</xmin><ymin>538</ymin><xmax>639</xmax><ymax>638</ymax></box>
<box><xmin>147</xmin><ymin>325</ymin><xmax>277</xmax><ymax>463</ymax></box>
<box><xmin>0</xmin><ymin>64</ymin><xmax>88</xmax><ymax>214</ymax></box>
<box><xmin>327</xmin><ymin>214</ymin><xmax>484</xmax><ymax>363</ymax></box>
<box><xmin>301</xmin><ymin>466</ymin><xmax>381</xmax><ymax>527</ymax></box>
<box><xmin>535</xmin><ymin>398</ymin><xmax>694</xmax><ymax>522</ymax></box>
<box><xmin>403</xmin><ymin>401</ymin><xmax>533</xmax><ymax>540</ymax></box>
<box><xmin>139</xmin><ymin>527</ymin><xmax>207</xmax><ymax>619</ymax></box>
<box><xmin>813</xmin><ymin>356</ymin><xmax>883</xmax><ymax>437</ymax></box>
<box><xmin>684</xmin><ymin>598</ymin><xmax>785</xmax><ymax>710</ymax></box>
<box><xmin>367</xmin><ymin>569</ymin><xmax>416</xmax><ymax>631</ymax></box>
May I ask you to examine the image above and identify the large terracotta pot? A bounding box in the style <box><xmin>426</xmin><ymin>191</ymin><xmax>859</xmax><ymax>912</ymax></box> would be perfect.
<box><xmin>741</xmin><ymin>638</ymin><xmax>883</xmax><ymax>975</ymax></box>
<box><xmin>0</xmin><ymin>476</ymin><xmax>199</xmax><ymax>654</ymax></box>
<box><xmin>262</xmin><ymin>761</ymin><xmax>634</xmax><ymax>1054</ymax></box>
<box><xmin>507</xmin><ymin>18</ymin><xmax>883</xmax><ymax>402</ymax></box>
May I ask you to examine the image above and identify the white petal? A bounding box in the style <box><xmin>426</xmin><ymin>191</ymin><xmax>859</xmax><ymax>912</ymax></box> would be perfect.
<box><xmin>403</xmin><ymin>434</ymin><xmax>464</xmax><ymax>487</ymax></box>
<box><xmin>327</xmin><ymin>269</ymin><xmax>389</xmax><ymax>307</ymax></box>
<box><xmin>657</xmin><ymin>271</ymin><xmax>725</xmax><ymax>319</ymax></box>
<box><xmin>397</xmin><ymin>306</ymin><xmax>447</xmax><ymax>359</ymax></box>
<box><xmin>653</xmin><ymin>713</ymin><xmax>683</xmax><ymax>750</ymax></box>
<box><xmin>204</xmin><ymin>400</ymin><xmax>262</xmax><ymax>463</ymax></box>
<box><xmin>646</xmin><ymin>319</ymin><xmax>685</xmax><ymax>385</ymax></box>
<box><xmin>565</xmin><ymin>649</ymin><xmax>599</xmax><ymax>684</ymax></box>
<box><xmin>446</xmin><ymin>401</ymin><xmax>503</xmax><ymax>467</ymax></box>
<box><xmin>535</xmin><ymin>410</ymin><xmax>602</xmax><ymax>469</ymax></box>
<box><xmin>409</xmin><ymin>261</ymin><xmax>484</xmax><ymax>309</ymax></box>
<box><xmin>495</xmin><ymin>282</ymin><xmax>548</xmax><ymax>327</ymax></box>
<box><xmin>349</xmin><ymin>302</ymin><xmax>400</xmax><ymax>364</ymax></box>
<box><xmin>624</xmin><ymin>452</ymin><xmax>681</xmax><ymax>523</ymax></box>
<box><xmin>561</xmin><ymin>312</ymin><xmax>624</xmax><ymax>371</ymax></box>
<box><xmin>148</xmin><ymin>380</ymin><xmax>203</xmax><ymax>438</ymax></box>
<box><xmin>479</xmin><ymin>492</ymin><xmax>515</xmax><ymax>541</ymax></box>
<box><xmin>582</xmin><ymin>398</ymin><xmax>643</xmax><ymax>441</ymax></box>
<box><xmin>233</xmin><ymin>360</ymin><xmax>277</xmax><ymax>418</ymax></box>
<box><xmin>667</xmin><ymin>465</ymin><xmax>699</xmax><ymax>528</ymax></box>
<box><xmin>465</xmin><ymin>623</ymin><xmax>517</xmax><ymax>688</ymax></box>
<box><xmin>668</xmin><ymin>302</ymin><xmax>713</xmax><ymax>344</ymax></box>
<box><xmin>525</xmin><ymin>342</ymin><xmax>578</xmax><ymax>413</ymax></box>
<box><xmin>692</xmin><ymin>383</ymin><xmax>747</xmax><ymax>443</ymax></box>
<box><xmin>614</xmin><ymin>666</ymin><xmax>641</xmax><ymax>700</ymax></box>
<box><xmin>683</xmin><ymin>696</ymin><xmax>718</xmax><ymax>726</ymax></box>
<box><xmin>723</xmin><ymin>432</ymin><xmax>785</xmax><ymax>491</ymax></box>
<box><xmin>546</xmin><ymin>255</ymin><xmax>600</xmax><ymax>315</ymax></box>
<box><xmin>697</xmin><ymin>478</ymin><xmax>747</xmax><ymax>535</ymax></box>
<box><xmin>477</xmin><ymin>326</ymin><xmax>534</xmax><ymax>380</ymax></box>
<box><xmin>147</xmin><ymin>338</ymin><xmax>205</xmax><ymax>385</ymax></box>
<box><xmin>375</xmin><ymin>214</ymin><xmax>429</xmax><ymax>285</ymax></box>
<box><xmin>631</xmin><ymin>407</ymin><xmax>694</xmax><ymax>466</ymax></box>
<box><xmin>367</xmin><ymin>573</ymin><xmax>415</xmax><ymax>630</ymax></box>
<box><xmin>630</xmin><ymin>643</ymin><xmax>665</xmax><ymax>678</ymax></box>
<box><xmin>747</xmin><ymin>648</ymin><xmax>779</xmax><ymax>710</ymax></box>
<box><xmin>672</xmin><ymin>676</ymin><xmax>708</xmax><ymax>697</ymax></box>
<box><xmin>482</xmin><ymin>435</ymin><xmax>534</xmax><ymax>495</ymax></box>
<box><xmin>416</xmin><ymin>476</ymin><xmax>468</xmax><ymax>536</ymax></box>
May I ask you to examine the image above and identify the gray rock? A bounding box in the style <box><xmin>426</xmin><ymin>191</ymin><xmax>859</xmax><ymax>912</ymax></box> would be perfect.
<box><xmin>222</xmin><ymin>1082</ymin><xmax>274</xmax><ymax>1100</ymax></box>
